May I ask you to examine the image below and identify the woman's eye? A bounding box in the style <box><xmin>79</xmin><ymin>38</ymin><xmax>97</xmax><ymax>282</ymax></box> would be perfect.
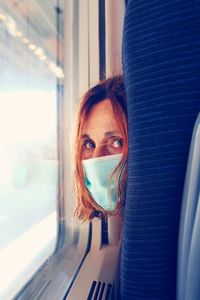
<box><xmin>83</xmin><ymin>140</ymin><xmax>95</xmax><ymax>150</ymax></box>
<box><xmin>111</xmin><ymin>138</ymin><xmax>123</xmax><ymax>148</ymax></box>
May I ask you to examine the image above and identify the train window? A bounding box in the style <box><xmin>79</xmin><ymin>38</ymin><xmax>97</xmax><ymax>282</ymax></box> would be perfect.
<box><xmin>0</xmin><ymin>0</ymin><xmax>64</xmax><ymax>299</ymax></box>
<box><xmin>0</xmin><ymin>0</ymin><xmax>125</xmax><ymax>299</ymax></box>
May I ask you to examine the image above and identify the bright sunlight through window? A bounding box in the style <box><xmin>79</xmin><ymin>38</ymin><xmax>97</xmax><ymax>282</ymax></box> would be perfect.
<box><xmin>0</xmin><ymin>91</ymin><xmax>58</xmax><ymax>299</ymax></box>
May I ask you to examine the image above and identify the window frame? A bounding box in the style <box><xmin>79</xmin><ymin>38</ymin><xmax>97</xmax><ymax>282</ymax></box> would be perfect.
<box><xmin>13</xmin><ymin>0</ymin><xmax>125</xmax><ymax>298</ymax></box>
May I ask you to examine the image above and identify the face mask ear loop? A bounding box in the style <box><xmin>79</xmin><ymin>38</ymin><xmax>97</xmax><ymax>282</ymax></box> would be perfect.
<box><xmin>107</xmin><ymin>157</ymin><xmax>123</xmax><ymax>207</ymax></box>
<box><xmin>107</xmin><ymin>173</ymin><xmax>114</xmax><ymax>207</ymax></box>
<box><xmin>116</xmin><ymin>157</ymin><xmax>127</xmax><ymax>208</ymax></box>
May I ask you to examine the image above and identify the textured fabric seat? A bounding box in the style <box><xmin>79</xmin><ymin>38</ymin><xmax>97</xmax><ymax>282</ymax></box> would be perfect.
<box><xmin>177</xmin><ymin>113</ymin><xmax>200</xmax><ymax>300</ymax></box>
<box><xmin>121</xmin><ymin>1</ymin><xmax>200</xmax><ymax>299</ymax></box>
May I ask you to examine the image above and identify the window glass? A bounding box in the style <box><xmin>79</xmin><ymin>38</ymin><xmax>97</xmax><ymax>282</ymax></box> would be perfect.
<box><xmin>0</xmin><ymin>1</ymin><xmax>63</xmax><ymax>298</ymax></box>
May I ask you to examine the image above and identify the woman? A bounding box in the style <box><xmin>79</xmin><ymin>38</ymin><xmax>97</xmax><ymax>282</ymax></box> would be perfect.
<box><xmin>74</xmin><ymin>75</ymin><xmax>128</xmax><ymax>222</ymax></box>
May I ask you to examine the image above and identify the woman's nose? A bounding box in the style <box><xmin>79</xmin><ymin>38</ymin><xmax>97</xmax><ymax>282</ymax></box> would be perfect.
<box><xmin>93</xmin><ymin>146</ymin><xmax>108</xmax><ymax>158</ymax></box>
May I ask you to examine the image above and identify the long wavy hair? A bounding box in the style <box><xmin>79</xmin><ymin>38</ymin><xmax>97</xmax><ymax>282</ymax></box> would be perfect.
<box><xmin>74</xmin><ymin>75</ymin><xmax>128</xmax><ymax>222</ymax></box>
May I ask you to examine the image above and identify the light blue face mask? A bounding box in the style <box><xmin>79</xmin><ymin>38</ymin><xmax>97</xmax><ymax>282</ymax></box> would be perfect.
<box><xmin>82</xmin><ymin>154</ymin><xmax>123</xmax><ymax>211</ymax></box>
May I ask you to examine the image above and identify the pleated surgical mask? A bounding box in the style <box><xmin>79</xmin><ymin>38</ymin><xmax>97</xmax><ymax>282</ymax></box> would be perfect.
<box><xmin>82</xmin><ymin>154</ymin><xmax>123</xmax><ymax>211</ymax></box>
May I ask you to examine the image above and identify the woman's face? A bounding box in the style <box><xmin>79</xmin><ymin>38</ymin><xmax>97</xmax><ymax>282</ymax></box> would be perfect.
<box><xmin>81</xmin><ymin>99</ymin><xmax>124</xmax><ymax>160</ymax></box>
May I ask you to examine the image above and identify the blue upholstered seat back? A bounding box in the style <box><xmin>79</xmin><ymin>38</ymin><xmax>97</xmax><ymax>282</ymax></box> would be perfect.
<box><xmin>121</xmin><ymin>1</ymin><xmax>200</xmax><ymax>299</ymax></box>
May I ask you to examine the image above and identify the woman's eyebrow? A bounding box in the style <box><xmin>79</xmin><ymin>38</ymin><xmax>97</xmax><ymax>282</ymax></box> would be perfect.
<box><xmin>81</xmin><ymin>131</ymin><xmax>121</xmax><ymax>139</ymax></box>
<box><xmin>81</xmin><ymin>134</ymin><xmax>90</xmax><ymax>139</ymax></box>
<box><xmin>104</xmin><ymin>130</ymin><xmax>121</xmax><ymax>137</ymax></box>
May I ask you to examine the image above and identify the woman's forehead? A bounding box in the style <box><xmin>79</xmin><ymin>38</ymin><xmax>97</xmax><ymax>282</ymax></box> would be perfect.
<box><xmin>89</xmin><ymin>98</ymin><xmax>113</xmax><ymax>114</ymax></box>
<box><xmin>82</xmin><ymin>99</ymin><xmax>122</xmax><ymax>137</ymax></box>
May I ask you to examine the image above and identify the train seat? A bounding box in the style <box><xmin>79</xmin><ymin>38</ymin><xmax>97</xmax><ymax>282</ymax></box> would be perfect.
<box><xmin>121</xmin><ymin>1</ymin><xmax>200</xmax><ymax>299</ymax></box>
<box><xmin>177</xmin><ymin>113</ymin><xmax>200</xmax><ymax>300</ymax></box>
